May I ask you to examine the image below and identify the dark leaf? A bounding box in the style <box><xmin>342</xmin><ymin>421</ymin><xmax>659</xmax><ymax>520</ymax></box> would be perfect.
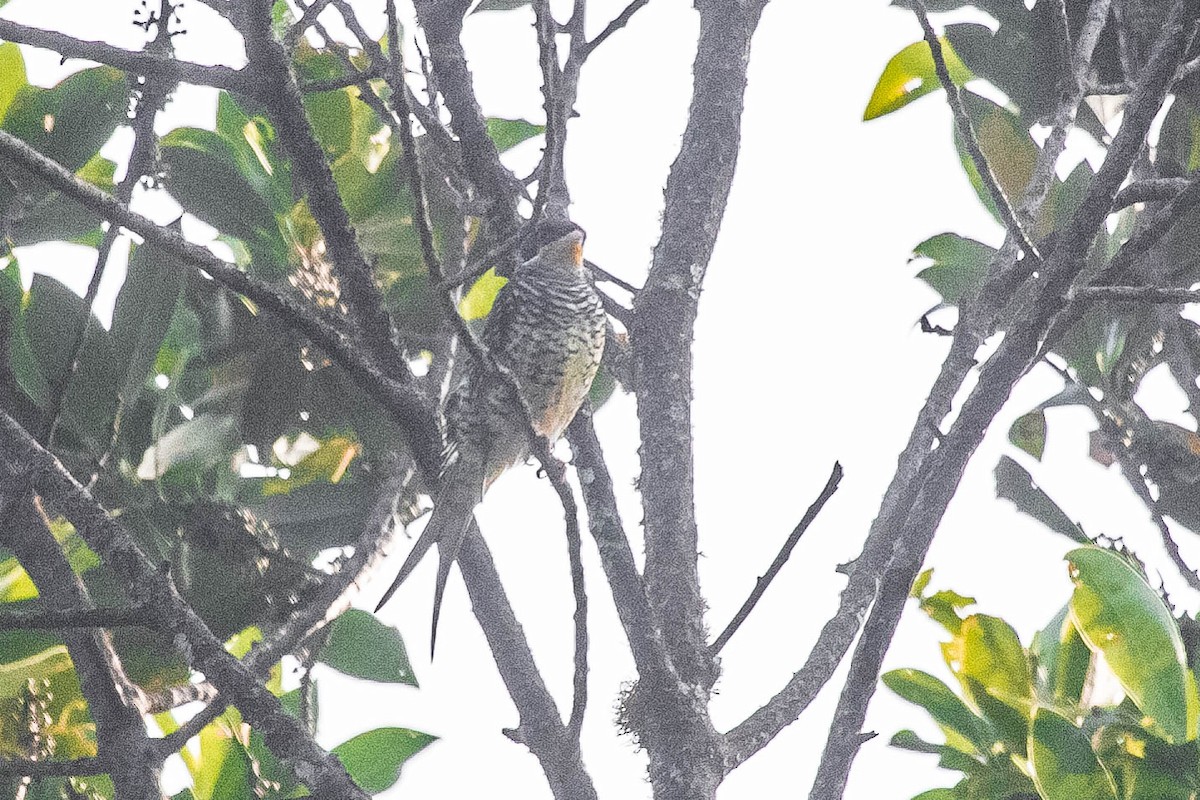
<box><xmin>320</xmin><ymin>609</ymin><xmax>417</xmax><ymax>686</ymax></box>
<box><xmin>994</xmin><ymin>456</ymin><xmax>1087</xmax><ymax>542</ymax></box>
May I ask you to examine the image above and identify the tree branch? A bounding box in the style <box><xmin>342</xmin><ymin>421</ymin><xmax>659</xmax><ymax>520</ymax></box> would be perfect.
<box><xmin>0</xmin><ymin>128</ymin><xmax>442</xmax><ymax>476</ymax></box>
<box><xmin>726</xmin><ymin>0</ymin><xmax>1108</xmax><ymax>773</ymax></box>
<box><xmin>808</xmin><ymin>4</ymin><xmax>1196</xmax><ymax>794</ymax></box>
<box><xmin>910</xmin><ymin>0</ymin><xmax>1041</xmax><ymax>264</ymax></box>
<box><xmin>245</xmin><ymin>0</ymin><xmax>406</xmax><ymax>380</ymax></box>
<box><xmin>0</xmin><ymin>757</ymin><xmax>107</xmax><ymax>778</ymax></box>
<box><xmin>386</xmin><ymin>0</ymin><xmax>590</xmax><ymax>745</ymax></box>
<box><xmin>0</xmin><ymin>17</ymin><xmax>253</xmax><ymax>94</ymax></box>
<box><xmin>47</xmin><ymin>19</ymin><xmax>175</xmax><ymax>450</ymax></box>
<box><xmin>412</xmin><ymin>0</ymin><xmax>520</xmax><ymax>232</ymax></box>
<box><xmin>583</xmin><ymin>0</ymin><xmax>649</xmax><ymax>57</ymax></box>
<box><xmin>1</xmin><ymin>497</ymin><xmax>162</xmax><ymax>799</ymax></box>
<box><xmin>628</xmin><ymin>0</ymin><xmax>766</xmax><ymax>794</ymax></box>
<box><xmin>0</xmin><ymin>411</ymin><xmax>371</xmax><ymax>800</ymax></box>
<box><xmin>0</xmin><ymin>604</ymin><xmax>153</xmax><ymax>630</ymax></box>
<box><xmin>1113</xmin><ymin>176</ymin><xmax>1193</xmax><ymax>208</ymax></box>
<box><xmin>710</xmin><ymin>463</ymin><xmax>843</xmax><ymax>655</ymax></box>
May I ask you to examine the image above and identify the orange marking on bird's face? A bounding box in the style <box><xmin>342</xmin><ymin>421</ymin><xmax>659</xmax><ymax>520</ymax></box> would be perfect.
<box><xmin>571</xmin><ymin>239</ymin><xmax>584</xmax><ymax>268</ymax></box>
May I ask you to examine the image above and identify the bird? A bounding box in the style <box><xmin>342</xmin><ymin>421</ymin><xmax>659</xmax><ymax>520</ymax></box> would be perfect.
<box><xmin>375</xmin><ymin>220</ymin><xmax>607</xmax><ymax>655</ymax></box>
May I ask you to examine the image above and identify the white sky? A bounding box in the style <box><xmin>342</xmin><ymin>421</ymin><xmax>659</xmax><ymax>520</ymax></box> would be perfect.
<box><xmin>6</xmin><ymin>1</ymin><xmax>1200</xmax><ymax>798</ymax></box>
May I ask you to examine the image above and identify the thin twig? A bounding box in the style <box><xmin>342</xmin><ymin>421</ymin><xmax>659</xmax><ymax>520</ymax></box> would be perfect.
<box><xmin>910</xmin><ymin>0</ymin><xmax>1042</xmax><ymax>264</ymax></box>
<box><xmin>583</xmin><ymin>0</ymin><xmax>649</xmax><ymax>56</ymax></box>
<box><xmin>287</xmin><ymin>0</ymin><xmax>335</xmax><ymax>46</ymax></box>
<box><xmin>710</xmin><ymin>463</ymin><xmax>843</xmax><ymax>655</ymax></box>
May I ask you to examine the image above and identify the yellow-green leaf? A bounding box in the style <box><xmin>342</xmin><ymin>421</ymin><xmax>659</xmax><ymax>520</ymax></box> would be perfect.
<box><xmin>460</xmin><ymin>267</ymin><xmax>508</xmax><ymax>320</ymax></box>
<box><xmin>864</xmin><ymin>38</ymin><xmax>972</xmax><ymax>121</ymax></box>
<box><xmin>1068</xmin><ymin>547</ymin><xmax>1199</xmax><ymax>742</ymax></box>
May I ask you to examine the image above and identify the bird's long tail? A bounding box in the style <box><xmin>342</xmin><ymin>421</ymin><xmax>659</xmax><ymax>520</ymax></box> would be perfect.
<box><xmin>375</xmin><ymin>458</ymin><xmax>484</xmax><ymax>657</ymax></box>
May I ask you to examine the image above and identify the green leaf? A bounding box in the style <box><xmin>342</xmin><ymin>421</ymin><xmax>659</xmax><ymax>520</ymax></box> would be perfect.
<box><xmin>883</xmin><ymin>668</ymin><xmax>992</xmax><ymax>754</ymax></box>
<box><xmin>485</xmin><ymin>117</ymin><xmax>545</xmax><ymax>151</ymax></box>
<box><xmin>304</xmin><ymin>88</ymin><xmax>355</xmax><ymax>161</ymax></box>
<box><xmin>955</xmin><ymin>94</ymin><xmax>1038</xmax><ymax>225</ymax></box>
<box><xmin>23</xmin><ymin>273</ymin><xmax>117</xmax><ymax>450</ymax></box>
<box><xmin>1</xmin><ymin>258</ymin><xmax>50</xmax><ymax>408</ymax></box>
<box><xmin>320</xmin><ymin>609</ymin><xmax>417</xmax><ymax>686</ymax></box>
<box><xmin>947</xmin><ymin>614</ymin><xmax>1032</xmax><ymax>708</ymax></box>
<box><xmin>889</xmin><ymin>730</ymin><xmax>980</xmax><ymax>773</ymax></box>
<box><xmin>460</xmin><ymin>267</ymin><xmax>508</xmax><ymax>320</ymax></box>
<box><xmin>159</xmin><ymin>127</ymin><xmax>289</xmax><ymax>274</ymax></box>
<box><xmin>0</xmin><ymin>556</ymin><xmax>37</xmax><ymax>603</ymax></box>
<box><xmin>109</xmin><ymin>241</ymin><xmax>185</xmax><ymax>407</ymax></box>
<box><xmin>2</xmin><ymin>67</ymin><xmax>128</xmax><ymax>172</ymax></box>
<box><xmin>190</xmin><ymin>709</ymin><xmax>254</xmax><ymax>800</ymax></box>
<box><xmin>919</xmin><ymin>589</ymin><xmax>976</xmax><ymax>635</ymax></box>
<box><xmin>331</xmin><ymin>727</ymin><xmax>436</xmax><ymax>793</ymax></box>
<box><xmin>911</xmin><ymin>233</ymin><xmax>994</xmax><ymax>306</ymax></box>
<box><xmin>0</xmin><ymin>42</ymin><xmax>27</xmax><ymax>123</ymax></box>
<box><xmin>1068</xmin><ymin>547</ymin><xmax>1199</xmax><ymax>742</ymax></box>
<box><xmin>863</xmin><ymin>38</ymin><xmax>972</xmax><ymax>121</ymax></box>
<box><xmin>994</xmin><ymin>456</ymin><xmax>1088</xmax><ymax>543</ymax></box>
<box><xmin>1029</xmin><ymin>707</ymin><xmax>1118</xmax><ymax>800</ymax></box>
<box><xmin>1031</xmin><ymin>603</ymin><xmax>1090</xmax><ymax>705</ymax></box>
<box><xmin>0</xmin><ymin>644</ymin><xmax>73</xmax><ymax>698</ymax></box>
<box><xmin>909</xmin><ymin>791</ymin><xmax>961</xmax><ymax>800</ymax></box>
<box><xmin>135</xmin><ymin>413</ymin><xmax>240</xmax><ymax>481</ymax></box>
<box><xmin>1009</xmin><ymin>410</ymin><xmax>1046</xmax><ymax>460</ymax></box>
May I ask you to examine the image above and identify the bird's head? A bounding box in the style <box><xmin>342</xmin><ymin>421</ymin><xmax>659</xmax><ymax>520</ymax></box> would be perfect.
<box><xmin>519</xmin><ymin>219</ymin><xmax>586</xmax><ymax>271</ymax></box>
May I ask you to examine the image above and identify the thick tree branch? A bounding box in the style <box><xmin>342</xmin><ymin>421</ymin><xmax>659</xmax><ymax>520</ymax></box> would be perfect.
<box><xmin>633</xmin><ymin>0</ymin><xmax>765</xmax><ymax>687</ymax></box>
<box><xmin>0</xmin><ymin>128</ymin><xmax>442</xmax><ymax>475</ymax></box>
<box><xmin>1113</xmin><ymin>176</ymin><xmax>1193</xmax><ymax>208</ymax></box>
<box><xmin>0</xmin><ymin>412</ymin><xmax>371</xmax><ymax>800</ymax></box>
<box><xmin>0</xmin><ymin>17</ymin><xmax>253</xmax><ymax>94</ymax></box>
<box><xmin>245</xmin><ymin>0</ymin><xmax>406</xmax><ymax>378</ymax></box>
<box><xmin>412</xmin><ymin>0</ymin><xmax>520</xmax><ymax>232</ymax></box>
<box><xmin>628</xmin><ymin>0</ymin><xmax>766</xmax><ymax>795</ymax></box>
<box><xmin>0</xmin><ymin>604</ymin><xmax>152</xmax><ymax>630</ymax></box>
<box><xmin>1</xmin><ymin>497</ymin><xmax>162</xmax><ymax>799</ymax></box>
